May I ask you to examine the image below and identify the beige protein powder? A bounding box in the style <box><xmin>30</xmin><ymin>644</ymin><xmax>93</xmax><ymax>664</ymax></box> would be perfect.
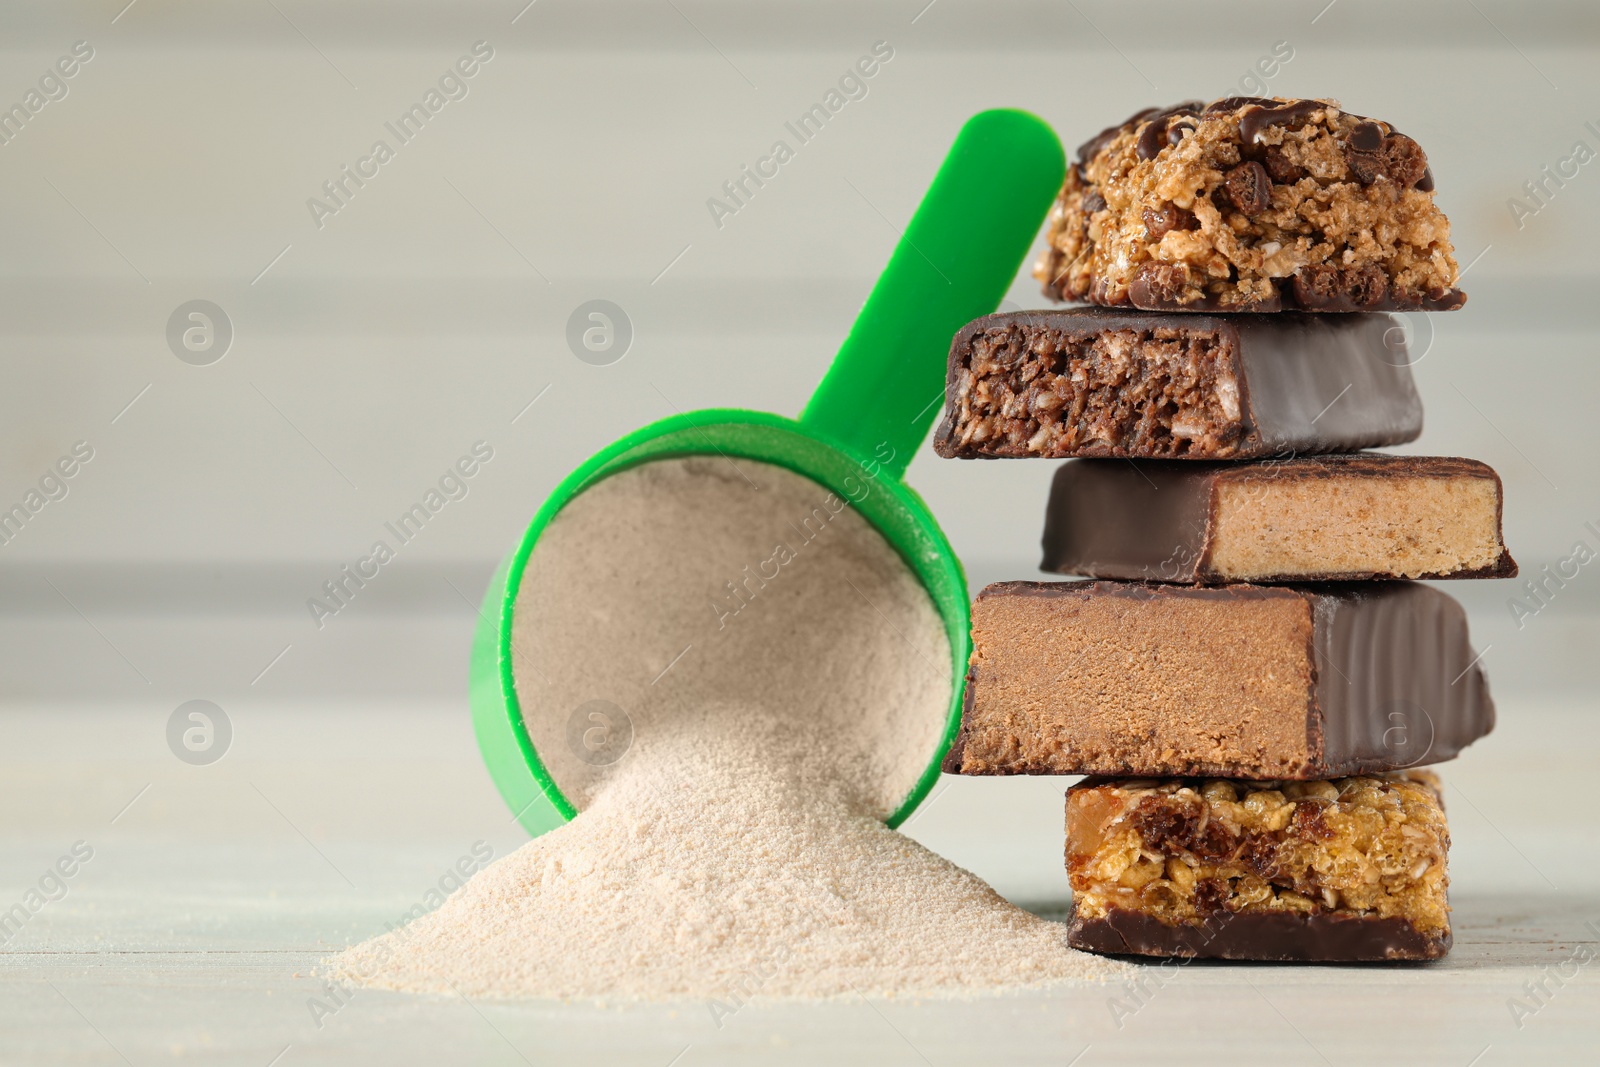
<box><xmin>331</xmin><ymin>457</ymin><xmax>1120</xmax><ymax>1000</ymax></box>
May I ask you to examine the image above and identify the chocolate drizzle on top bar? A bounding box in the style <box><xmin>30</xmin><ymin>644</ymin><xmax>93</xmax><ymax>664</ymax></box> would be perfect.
<box><xmin>1077</xmin><ymin>101</ymin><xmax>1204</xmax><ymax>164</ymax></box>
<box><xmin>1204</xmin><ymin>96</ymin><xmax>1269</xmax><ymax>114</ymax></box>
<box><xmin>1237</xmin><ymin>98</ymin><xmax>1328</xmax><ymax>143</ymax></box>
<box><xmin>1081</xmin><ymin>96</ymin><xmax>1393</xmax><ymax>166</ymax></box>
<box><xmin>1133</xmin><ymin>101</ymin><xmax>1208</xmax><ymax>160</ymax></box>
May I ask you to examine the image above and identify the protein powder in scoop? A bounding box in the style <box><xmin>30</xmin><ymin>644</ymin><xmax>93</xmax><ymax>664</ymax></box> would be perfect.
<box><xmin>330</xmin><ymin>458</ymin><xmax>1122</xmax><ymax>999</ymax></box>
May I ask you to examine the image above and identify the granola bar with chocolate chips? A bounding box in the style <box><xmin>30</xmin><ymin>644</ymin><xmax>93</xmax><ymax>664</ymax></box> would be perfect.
<box><xmin>1034</xmin><ymin>97</ymin><xmax>1465</xmax><ymax>313</ymax></box>
<box><xmin>1065</xmin><ymin>772</ymin><xmax>1451</xmax><ymax>961</ymax></box>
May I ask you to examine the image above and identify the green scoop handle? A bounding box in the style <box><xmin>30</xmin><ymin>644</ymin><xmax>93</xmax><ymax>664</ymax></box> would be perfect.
<box><xmin>472</xmin><ymin>109</ymin><xmax>1066</xmax><ymax>837</ymax></box>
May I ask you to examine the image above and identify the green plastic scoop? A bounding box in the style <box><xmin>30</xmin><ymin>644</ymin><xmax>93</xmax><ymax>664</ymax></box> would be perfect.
<box><xmin>471</xmin><ymin>108</ymin><xmax>1066</xmax><ymax>837</ymax></box>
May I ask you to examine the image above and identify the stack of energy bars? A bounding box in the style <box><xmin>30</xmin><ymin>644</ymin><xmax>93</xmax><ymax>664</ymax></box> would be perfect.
<box><xmin>933</xmin><ymin>97</ymin><xmax>1515</xmax><ymax>962</ymax></box>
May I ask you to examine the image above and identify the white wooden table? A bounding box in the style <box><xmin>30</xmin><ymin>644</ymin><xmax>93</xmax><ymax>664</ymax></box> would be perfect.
<box><xmin>3</xmin><ymin>695</ymin><xmax>1595</xmax><ymax>1065</ymax></box>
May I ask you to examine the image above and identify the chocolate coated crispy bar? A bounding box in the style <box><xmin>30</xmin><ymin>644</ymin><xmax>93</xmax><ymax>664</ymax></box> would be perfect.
<box><xmin>1035</xmin><ymin>97</ymin><xmax>1464</xmax><ymax>313</ymax></box>
<box><xmin>944</xmin><ymin>581</ymin><xmax>1493</xmax><ymax>779</ymax></box>
<box><xmin>931</xmin><ymin>310</ymin><xmax>1421</xmax><ymax>460</ymax></box>
<box><xmin>1042</xmin><ymin>454</ymin><xmax>1517</xmax><ymax>583</ymax></box>
<box><xmin>1065</xmin><ymin>773</ymin><xmax>1451</xmax><ymax>961</ymax></box>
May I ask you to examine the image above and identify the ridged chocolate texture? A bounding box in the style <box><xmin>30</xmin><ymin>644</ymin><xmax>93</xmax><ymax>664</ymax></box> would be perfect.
<box><xmin>1041</xmin><ymin>454</ymin><xmax>1518</xmax><ymax>583</ymax></box>
<box><xmin>933</xmin><ymin>309</ymin><xmax>1422</xmax><ymax>461</ymax></box>
<box><xmin>1066</xmin><ymin>903</ymin><xmax>1451</xmax><ymax>962</ymax></box>
<box><xmin>943</xmin><ymin>580</ymin><xmax>1494</xmax><ymax>779</ymax></box>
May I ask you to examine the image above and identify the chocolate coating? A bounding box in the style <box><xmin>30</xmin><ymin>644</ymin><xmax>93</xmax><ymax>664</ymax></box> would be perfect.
<box><xmin>1066</xmin><ymin>902</ymin><xmax>1451</xmax><ymax>961</ymax></box>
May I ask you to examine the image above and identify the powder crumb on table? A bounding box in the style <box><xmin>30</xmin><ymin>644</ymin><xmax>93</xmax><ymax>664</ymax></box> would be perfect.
<box><xmin>328</xmin><ymin>458</ymin><xmax>1123</xmax><ymax>1000</ymax></box>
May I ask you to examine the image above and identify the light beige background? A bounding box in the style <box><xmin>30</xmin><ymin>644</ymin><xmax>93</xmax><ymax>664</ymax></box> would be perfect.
<box><xmin>1</xmin><ymin>1</ymin><xmax>1596</xmax><ymax>697</ymax></box>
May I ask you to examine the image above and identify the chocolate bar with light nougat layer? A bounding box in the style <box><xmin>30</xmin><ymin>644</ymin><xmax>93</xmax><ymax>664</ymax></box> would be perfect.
<box><xmin>1041</xmin><ymin>454</ymin><xmax>1517</xmax><ymax>583</ymax></box>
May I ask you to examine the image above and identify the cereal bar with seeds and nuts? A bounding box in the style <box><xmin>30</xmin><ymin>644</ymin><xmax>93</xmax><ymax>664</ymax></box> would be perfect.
<box><xmin>1065</xmin><ymin>772</ymin><xmax>1451</xmax><ymax>961</ymax></box>
<box><xmin>1034</xmin><ymin>97</ymin><xmax>1465</xmax><ymax>313</ymax></box>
